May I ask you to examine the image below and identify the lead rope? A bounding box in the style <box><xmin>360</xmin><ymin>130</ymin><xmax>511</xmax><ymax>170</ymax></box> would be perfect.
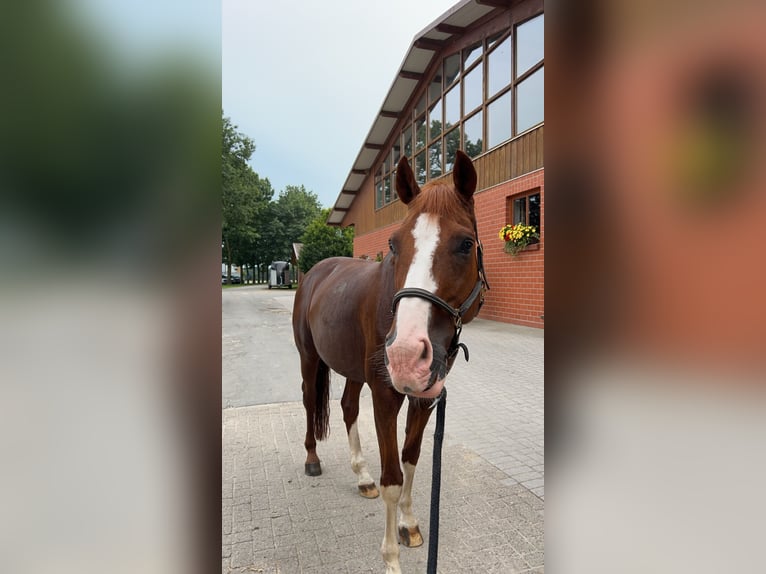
<box><xmin>426</xmin><ymin>387</ymin><xmax>447</xmax><ymax>574</ymax></box>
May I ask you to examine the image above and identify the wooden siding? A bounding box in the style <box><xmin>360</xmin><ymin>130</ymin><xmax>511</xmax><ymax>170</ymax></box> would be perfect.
<box><xmin>344</xmin><ymin>124</ymin><xmax>543</xmax><ymax>236</ymax></box>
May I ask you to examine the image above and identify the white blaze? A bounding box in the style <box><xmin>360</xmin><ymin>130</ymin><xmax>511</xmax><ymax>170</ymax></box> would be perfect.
<box><xmin>396</xmin><ymin>214</ymin><xmax>440</xmax><ymax>335</ymax></box>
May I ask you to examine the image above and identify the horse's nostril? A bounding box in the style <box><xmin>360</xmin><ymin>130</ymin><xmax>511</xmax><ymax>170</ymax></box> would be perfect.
<box><xmin>385</xmin><ymin>329</ymin><xmax>397</xmax><ymax>348</ymax></box>
<box><xmin>420</xmin><ymin>344</ymin><xmax>429</xmax><ymax>360</ymax></box>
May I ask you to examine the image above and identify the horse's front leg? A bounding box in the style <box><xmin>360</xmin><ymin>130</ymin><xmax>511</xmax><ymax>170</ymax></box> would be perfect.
<box><xmin>372</xmin><ymin>384</ymin><xmax>405</xmax><ymax>574</ymax></box>
<box><xmin>398</xmin><ymin>397</ymin><xmax>435</xmax><ymax>548</ymax></box>
<box><xmin>341</xmin><ymin>379</ymin><xmax>379</xmax><ymax>498</ymax></box>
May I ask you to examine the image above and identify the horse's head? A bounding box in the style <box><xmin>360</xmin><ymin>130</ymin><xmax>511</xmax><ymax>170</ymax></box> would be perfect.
<box><xmin>384</xmin><ymin>151</ymin><xmax>487</xmax><ymax>399</ymax></box>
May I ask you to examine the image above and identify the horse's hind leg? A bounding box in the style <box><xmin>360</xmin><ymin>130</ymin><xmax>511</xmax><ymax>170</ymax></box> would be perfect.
<box><xmin>341</xmin><ymin>379</ymin><xmax>378</xmax><ymax>498</ymax></box>
<box><xmin>397</xmin><ymin>398</ymin><xmax>435</xmax><ymax>548</ymax></box>
<box><xmin>300</xmin><ymin>354</ymin><xmax>330</xmax><ymax>477</ymax></box>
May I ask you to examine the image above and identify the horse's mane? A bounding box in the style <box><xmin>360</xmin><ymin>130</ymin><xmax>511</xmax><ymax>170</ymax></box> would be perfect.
<box><xmin>407</xmin><ymin>181</ymin><xmax>472</xmax><ymax>221</ymax></box>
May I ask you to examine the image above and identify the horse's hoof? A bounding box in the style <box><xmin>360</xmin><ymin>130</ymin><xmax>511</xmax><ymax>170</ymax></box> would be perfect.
<box><xmin>398</xmin><ymin>525</ymin><xmax>423</xmax><ymax>548</ymax></box>
<box><xmin>358</xmin><ymin>483</ymin><xmax>379</xmax><ymax>498</ymax></box>
<box><xmin>304</xmin><ymin>462</ymin><xmax>322</xmax><ymax>476</ymax></box>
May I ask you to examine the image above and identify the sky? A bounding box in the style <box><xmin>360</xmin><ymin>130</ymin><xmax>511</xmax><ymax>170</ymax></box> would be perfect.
<box><xmin>223</xmin><ymin>0</ymin><xmax>460</xmax><ymax>208</ymax></box>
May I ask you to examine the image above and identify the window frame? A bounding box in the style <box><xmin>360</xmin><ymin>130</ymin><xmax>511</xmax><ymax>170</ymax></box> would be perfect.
<box><xmin>507</xmin><ymin>188</ymin><xmax>542</xmax><ymax>246</ymax></box>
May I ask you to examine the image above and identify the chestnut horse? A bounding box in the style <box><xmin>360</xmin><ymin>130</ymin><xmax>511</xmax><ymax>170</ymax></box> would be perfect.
<box><xmin>292</xmin><ymin>151</ymin><xmax>488</xmax><ymax>573</ymax></box>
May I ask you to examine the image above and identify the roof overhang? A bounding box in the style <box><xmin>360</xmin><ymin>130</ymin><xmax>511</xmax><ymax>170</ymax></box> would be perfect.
<box><xmin>328</xmin><ymin>0</ymin><xmax>508</xmax><ymax>225</ymax></box>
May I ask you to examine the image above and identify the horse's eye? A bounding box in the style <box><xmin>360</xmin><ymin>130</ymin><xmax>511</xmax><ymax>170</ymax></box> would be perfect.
<box><xmin>388</xmin><ymin>238</ymin><xmax>396</xmax><ymax>255</ymax></box>
<box><xmin>459</xmin><ymin>238</ymin><xmax>474</xmax><ymax>254</ymax></box>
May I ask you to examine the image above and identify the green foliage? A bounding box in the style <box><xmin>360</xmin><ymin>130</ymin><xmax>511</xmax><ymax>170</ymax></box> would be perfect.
<box><xmin>221</xmin><ymin>113</ymin><xmax>326</xmax><ymax>274</ymax></box>
<box><xmin>271</xmin><ymin>185</ymin><xmax>322</xmax><ymax>260</ymax></box>
<box><xmin>298</xmin><ymin>209</ymin><xmax>354</xmax><ymax>273</ymax></box>
<box><xmin>221</xmin><ymin>112</ymin><xmax>273</xmax><ymax>276</ymax></box>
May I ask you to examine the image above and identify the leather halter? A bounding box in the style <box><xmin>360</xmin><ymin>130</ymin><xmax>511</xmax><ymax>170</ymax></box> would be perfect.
<box><xmin>390</xmin><ymin>222</ymin><xmax>490</xmax><ymax>363</ymax></box>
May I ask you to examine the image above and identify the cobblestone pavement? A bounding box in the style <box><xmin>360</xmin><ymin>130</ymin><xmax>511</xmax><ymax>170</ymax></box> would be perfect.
<box><xmin>222</xmin><ymin>286</ymin><xmax>544</xmax><ymax>573</ymax></box>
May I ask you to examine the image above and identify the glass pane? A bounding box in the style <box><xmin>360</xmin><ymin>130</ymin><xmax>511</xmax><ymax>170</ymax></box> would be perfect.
<box><xmin>464</xmin><ymin>111</ymin><xmax>483</xmax><ymax>158</ymax></box>
<box><xmin>429</xmin><ymin>76</ymin><xmax>441</xmax><ymax>103</ymax></box>
<box><xmin>463</xmin><ymin>64</ymin><xmax>483</xmax><ymax>114</ymax></box>
<box><xmin>415</xmin><ymin>93</ymin><xmax>426</xmax><ymax>116</ymax></box>
<box><xmin>513</xmin><ymin>196</ymin><xmax>526</xmax><ymax>224</ymax></box>
<box><xmin>444</xmin><ymin>85</ymin><xmax>460</xmax><ymax>129</ymax></box>
<box><xmin>517</xmin><ymin>14</ymin><xmax>544</xmax><ymax>77</ymax></box>
<box><xmin>415</xmin><ymin>115</ymin><xmax>426</xmax><ymax>151</ymax></box>
<box><xmin>392</xmin><ymin>142</ymin><xmax>401</xmax><ymax>165</ymax></box>
<box><xmin>517</xmin><ymin>66</ymin><xmax>544</xmax><ymax>133</ymax></box>
<box><xmin>403</xmin><ymin>124</ymin><xmax>412</xmax><ymax>157</ymax></box>
<box><xmin>444</xmin><ymin>53</ymin><xmax>460</xmax><ymax>86</ymax></box>
<box><xmin>376</xmin><ymin>180</ymin><xmax>383</xmax><ymax>209</ymax></box>
<box><xmin>487</xmin><ymin>31</ymin><xmax>505</xmax><ymax>50</ymax></box>
<box><xmin>429</xmin><ymin>140</ymin><xmax>442</xmax><ymax>180</ymax></box>
<box><xmin>429</xmin><ymin>100</ymin><xmax>442</xmax><ymax>141</ymax></box>
<box><xmin>383</xmin><ymin>155</ymin><xmax>390</xmax><ymax>174</ymax></box>
<box><xmin>444</xmin><ymin>127</ymin><xmax>461</xmax><ymax>172</ymax></box>
<box><xmin>463</xmin><ymin>41</ymin><xmax>482</xmax><ymax>69</ymax></box>
<box><xmin>487</xmin><ymin>91</ymin><xmax>512</xmax><ymax>148</ymax></box>
<box><xmin>487</xmin><ymin>35</ymin><xmax>511</xmax><ymax>98</ymax></box>
<box><xmin>528</xmin><ymin>192</ymin><xmax>540</xmax><ymax>231</ymax></box>
<box><xmin>415</xmin><ymin>151</ymin><xmax>426</xmax><ymax>185</ymax></box>
<box><xmin>384</xmin><ymin>176</ymin><xmax>391</xmax><ymax>204</ymax></box>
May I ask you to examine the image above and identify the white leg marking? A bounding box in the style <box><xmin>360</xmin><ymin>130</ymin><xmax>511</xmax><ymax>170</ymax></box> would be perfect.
<box><xmin>380</xmin><ymin>484</ymin><xmax>403</xmax><ymax>574</ymax></box>
<box><xmin>347</xmin><ymin>421</ymin><xmax>374</xmax><ymax>486</ymax></box>
<box><xmin>398</xmin><ymin>462</ymin><xmax>418</xmax><ymax>530</ymax></box>
<box><xmin>395</xmin><ymin>214</ymin><xmax>441</xmax><ymax>337</ymax></box>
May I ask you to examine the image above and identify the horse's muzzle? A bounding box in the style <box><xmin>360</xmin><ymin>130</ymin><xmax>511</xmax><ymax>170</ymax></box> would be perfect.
<box><xmin>384</xmin><ymin>332</ymin><xmax>441</xmax><ymax>397</ymax></box>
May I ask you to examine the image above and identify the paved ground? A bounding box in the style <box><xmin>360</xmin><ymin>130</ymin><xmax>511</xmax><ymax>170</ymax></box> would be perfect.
<box><xmin>223</xmin><ymin>285</ymin><xmax>544</xmax><ymax>573</ymax></box>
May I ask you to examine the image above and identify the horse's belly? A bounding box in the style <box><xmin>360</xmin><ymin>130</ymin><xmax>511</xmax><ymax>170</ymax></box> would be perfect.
<box><xmin>310</xmin><ymin>306</ymin><xmax>368</xmax><ymax>382</ymax></box>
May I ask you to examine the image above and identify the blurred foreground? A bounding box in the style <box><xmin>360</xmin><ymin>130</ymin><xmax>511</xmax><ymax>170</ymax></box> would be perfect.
<box><xmin>0</xmin><ymin>2</ymin><xmax>220</xmax><ymax>573</ymax></box>
<box><xmin>549</xmin><ymin>0</ymin><xmax>766</xmax><ymax>571</ymax></box>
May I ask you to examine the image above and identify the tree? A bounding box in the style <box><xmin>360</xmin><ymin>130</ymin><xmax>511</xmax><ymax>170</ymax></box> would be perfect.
<box><xmin>298</xmin><ymin>209</ymin><xmax>354</xmax><ymax>273</ymax></box>
<box><xmin>221</xmin><ymin>112</ymin><xmax>272</xmax><ymax>281</ymax></box>
<box><xmin>268</xmin><ymin>185</ymin><xmax>322</xmax><ymax>263</ymax></box>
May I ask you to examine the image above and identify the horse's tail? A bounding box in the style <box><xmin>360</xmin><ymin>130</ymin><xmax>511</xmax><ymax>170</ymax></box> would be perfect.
<box><xmin>314</xmin><ymin>360</ymin><xmax>331</xmax><ymax>440</ymax></box>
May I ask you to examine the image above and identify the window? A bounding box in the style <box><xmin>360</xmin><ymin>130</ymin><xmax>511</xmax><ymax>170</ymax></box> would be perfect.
<box><xmin>487</xmin><ymin>34</ymin><xmax>512</xmax><ymax>98</ymax></box>
<box><xmin>374</xmin><ymin>150</ymin><xmax>400</xmax><ymax>209</ymax></box>
<box><xmin>510</xmin><ymin>189</ymin><xmax>541</xmax><ymax>243</ymax></box>
<box><xmin>444</xmin><ymin>85</ymin><xmax>460</xmax><ymax>128</ymax></box>
<box><xmin>464</xmin><ymin>111</ymin><xmax>483</xmax><ymax>158</ymax></box>
<box><xmin>402</xmin><ymin>125</ymin><xmax>412</xmax><ymax>157</ymax></box>
<box><xmin>517</xmin><ymin>67</ymin><xmax>544</xmax><ymax>133</ymax></box>
<box><xmin>514</xmin><ymin>14</ymin><xmax>544</xmax><ymax>134</ymax></box>
<box><xmin>415</xmin><ymin>151</ymin><xmax>426</xmax><ymax>185</ymax></box>
<box><xmin>487</xmin><ymin>91</ymin><xmax>511</xmax><ymax>149</ymax></box>
<box><xmin>429</xmin><ymin>100</ymin><xmax>442</xmax><ymax>140</ymax></box>
<box><xmin>516</xmin><ymin>13</ymin><xmax>544</xmax><ymax>77</ymax></box>
<box><xmin>415</xmin><ymin>115</ymin><xmax>426</xmax><ymax>151</ymax></box>
<box><xmin>373</xmin><ymin>10</ymin><xmax>543</xmax><ymax>198</ymax></box>
<box><xmin>444</xmin><ymin>127</ymin><xmax>461</xmax><ymax>172</ymax></box>
<box><xmin>444</xmin><ymin>53</ymin><xmax>460</xmax><ymax>86</ymax></box>
<box><xmin>463</xmin><ymin>63</ymin><xmax>483</xmax><ymax>115</ymax></box>
<box><xmin>429</xmin><ymin>141</ymin><xmax>442</xmax><ymax>179</ymax></box>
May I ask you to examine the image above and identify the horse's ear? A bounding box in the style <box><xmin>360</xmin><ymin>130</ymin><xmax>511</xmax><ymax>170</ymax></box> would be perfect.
<box><xmin>453</xmin><ymin>150</ymin><xmax>477</xmax><ymax>201</ymax></box>
<box><xmin>396</xmin><ymin>156</ymin><xmax>420</xmax><ymax>205</ymax></box>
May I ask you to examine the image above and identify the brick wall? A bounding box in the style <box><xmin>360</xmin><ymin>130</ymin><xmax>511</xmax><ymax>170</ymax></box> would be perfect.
<box><xmin>475</xmin><ymin>169</ymin><xmax>544</xmax><ymax>328</ymax></box>
<box><xmin>353</xmin><ymin>221</ymin><xmax>401</xmax><ymax>261</ymax></box>
<box><xmin>351</xmin><ymin>168</ymin><xmax>544</xmax><ymax>328</ymax></box>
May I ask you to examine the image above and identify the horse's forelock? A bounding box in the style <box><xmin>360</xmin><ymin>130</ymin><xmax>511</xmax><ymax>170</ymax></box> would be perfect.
<box><xmin>406</xmin><ymin>181</ymin><xmax>473</xmax><ymax>224</ymax></box>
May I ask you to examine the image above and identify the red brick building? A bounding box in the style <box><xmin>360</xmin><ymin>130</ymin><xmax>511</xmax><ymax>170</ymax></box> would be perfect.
<box><xmin>328</xmin><ymin>0</ymin><xmax>543</xmax><ymax>328</ymax></box>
